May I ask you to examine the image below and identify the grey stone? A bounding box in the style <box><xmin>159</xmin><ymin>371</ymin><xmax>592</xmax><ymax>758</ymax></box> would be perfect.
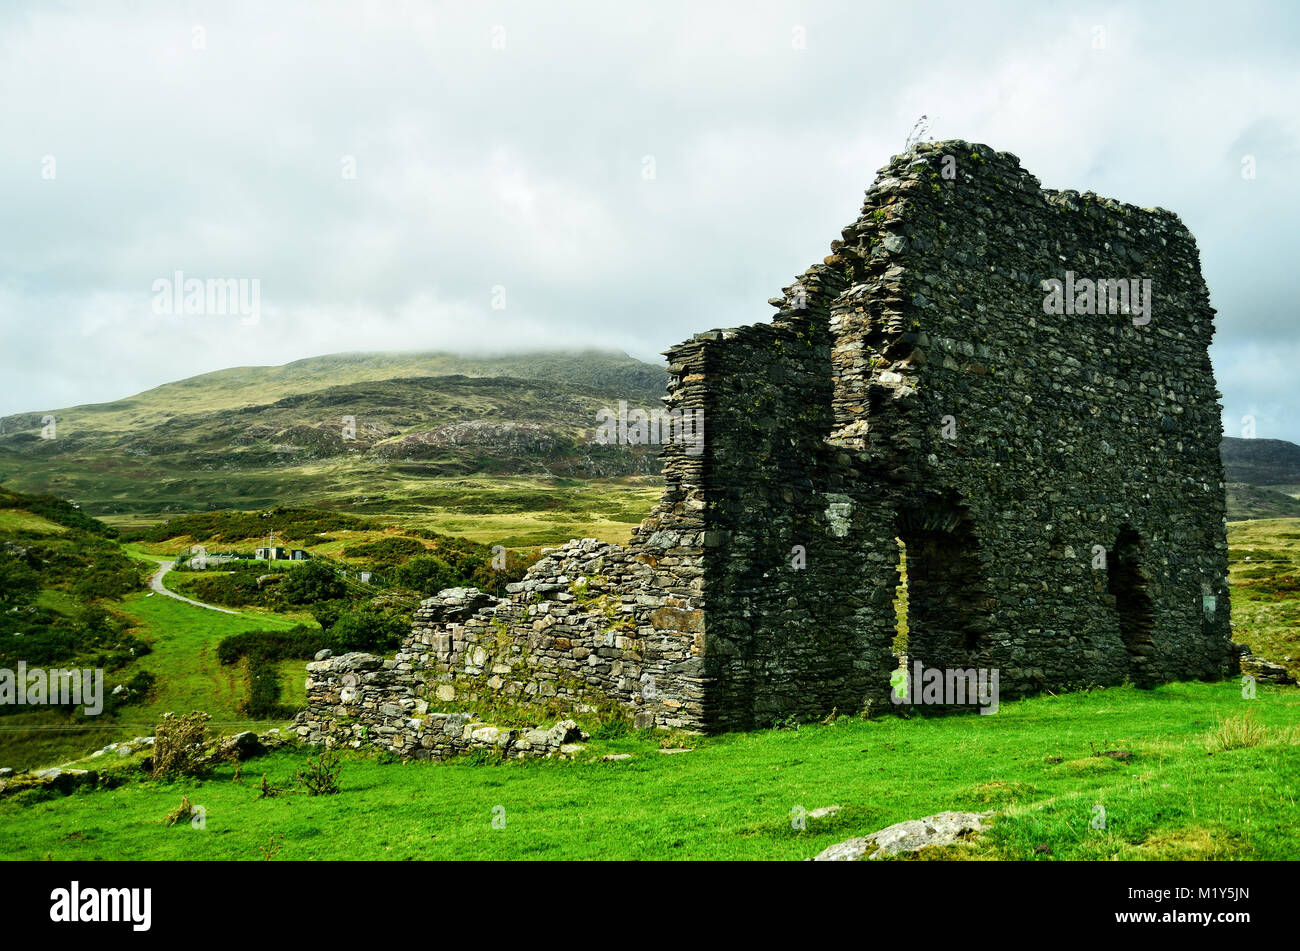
<box><xmin>812</xmin><ymin>811</ymin><xmax>993</xmax><ymax>861</ymax></box>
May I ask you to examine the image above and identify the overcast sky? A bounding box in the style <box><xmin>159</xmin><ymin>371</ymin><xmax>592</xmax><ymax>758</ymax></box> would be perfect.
<box><xmin>2</xmin><ymin>1</ymin><xmax>1297</xmax><ymax>440</ymax></box>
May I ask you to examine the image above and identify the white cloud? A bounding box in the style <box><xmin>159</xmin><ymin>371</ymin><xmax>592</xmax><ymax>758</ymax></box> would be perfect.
<box><xmin>1</xmin><ymin>0</ymin><xmax>1298</xmax><ymax>441</ymax></box>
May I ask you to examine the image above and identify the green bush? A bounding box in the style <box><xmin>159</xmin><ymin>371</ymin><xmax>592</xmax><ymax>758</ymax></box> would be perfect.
<box><xmin>102</xmin><ymin>670</ymin><xmax>156</xmax><ymax>714</ymax></box>
<box><xmin>589</xmin><ymin>717</ymin><xmax>632</xmax><ymax>740</ymax></box>
<box><xmin>245</xmin><ymin>658</ymin><xmax>288</xmax><ymax>718</ymax></box>
<box><xmin>0</xmin><ymin>606</ymin><xmax>148</xmax><ymax>673</ymax></box>
<box><xmin>216</xmin><ymin>625</ymin><xmax>330</xmax><ymax>666</ymax></box>
<box><xmin>329</xmin><ymin>603</ymin><xmax>410</xmax><ymax>653</ymax></box>
<box><xmin>71</xmin><ymin>564</ymin><xmax>143</xmax><ymax>600</ymax></box>
<box><xmin>341</xmin><ymin>536</ymin><xmax>428</xmax><ymax>565</ymax></box>
<box><xmin>393</xmin><ymin>555</ymin><xmax>461</xmax><ymax>596</ymax></box>
<box><xmin>0</xmin><ymin>552</ymin><xmax>40</xmax><ymax>607</ymax></box>
<box><xmin>178</xmin><ymin>569</ymin><xmax>265</xmax><ymax>607</ymax></box>
<box><xmin>13</xmin><ymin>534</ymin><xmax>144</xmax><ymax>600</ymax></box>
<box><xmin>218</xmin><ymin>625</ymin><xmax>333</xmax><ymax>718</ymax></box>
<box><xmin>309</xmin><ymin>599</ymin><xmax>346</xmax><ymax>631</ymax></box>
<box><xmin>277</xmin><ymin>559</ymin><xmax>348</xmax><ymax>605</ymax></box>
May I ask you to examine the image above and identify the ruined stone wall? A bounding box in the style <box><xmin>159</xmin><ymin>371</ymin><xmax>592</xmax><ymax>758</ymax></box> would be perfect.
<box><xmin>296</xmin><ymin>647</ymin><xmax>589</xmax><ymax>759</ymax></box>
<box><xmin>650</xmin><ymin>139</ymin><xmax>1231</xmax><ymax>719</ymax></box>
<box><xmin>299</xmin><ymin>332</ymin><xmax>716</xmax><ymax>748</ymax></box>
<box><xmin>827</xmin><ymin>141</ymin><xmax>1232</xmax><ymax>696</ymax></box>
<box><xmin>299</xmin><ymin>139</ymin><xmax>1233</xmax><ymax>753</ymax></box>
<box><xmin>675</xmin><ymin>266</ymin><xmax>900</xmax><ymax>730</ymax></box>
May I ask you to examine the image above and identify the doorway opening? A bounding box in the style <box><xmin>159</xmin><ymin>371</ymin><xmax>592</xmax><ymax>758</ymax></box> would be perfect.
<box><xmin>896</xmin><ymin>500</ymin><xmax>987</xmax><ymax>666</ymax></box>
<box><xmin>1108</xmin><ymin>526</ymin><xmax>1156</xmax><ymax>686</ymax></box>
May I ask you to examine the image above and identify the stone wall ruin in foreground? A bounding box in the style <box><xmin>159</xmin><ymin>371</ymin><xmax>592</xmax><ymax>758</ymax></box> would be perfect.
<box><xmin>297</xmin><ymin>140</ymin><xmax>1234</xmax><ymax>757</ymax></box>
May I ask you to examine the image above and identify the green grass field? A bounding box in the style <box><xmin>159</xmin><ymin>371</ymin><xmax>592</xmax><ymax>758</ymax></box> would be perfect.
<box><xmin>3</xmin><ymin>497</ymin><xmax>1298</xmax><ymax>861</ymax></box>
<box><xmin>1226</xmin><ymin>518</ymin><xmax>1300</xmax><ymax>681</ymax></box>
<box><xmin>104</xmin><ymin>476</ymin><xmax>660</xmax><ymax>549</ymax></box>
<box><xmin>2</xmin><ymin>681</ymin><xmax>1294</xmax><ymax>860</ymax></box>
<box><xmin>122</xmin><ymin>589</ymin><xmax>305</xmax><ymax>731</ymax></box>
<box><xmin>0</xmin><ymin>561</ymin><xmax>311</xmax><ymax>770</ymax></box>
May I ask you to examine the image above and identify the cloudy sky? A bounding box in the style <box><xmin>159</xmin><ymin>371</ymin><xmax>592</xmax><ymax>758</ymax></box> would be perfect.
<box><xmin>2</xmin><ymin>1</ymin><xmax>1297</xmax><ymax>440</ymax></box>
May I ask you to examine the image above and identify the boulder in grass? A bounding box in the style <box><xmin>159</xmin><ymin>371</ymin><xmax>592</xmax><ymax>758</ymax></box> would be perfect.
<box><xmin>214</xmin><ymin>731</ymin><xmax>266</xmax><ymax>761</ymax></box>
<box><xmin>812</xmin><ymin>811</ymin><xmax>993</xmax><ymax>861</ymax></box>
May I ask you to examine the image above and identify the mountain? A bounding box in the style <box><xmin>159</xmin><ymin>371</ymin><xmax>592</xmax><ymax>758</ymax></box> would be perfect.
<box><xmin>0</xmin><ymin>350</ymin><xmax>667</xmax><ymax>438</ymax></box>
<box><xmin>0</xmin><ymin>350</ymin><xmax>668</xmax><ymax>518</ymax></box>
<box><xmin>1220</xmin><ymin>437</ymin><xmax>1300</xmax><ymax>518</ymax></box>
<box><xmin>1221</xmin><ymin>437</ymin><xmax>1300</xmax><ymax>489</ymax></box>
<box><xmin>4</xmin><ymin>351</ymin><xmax>1298</xmax><ymax>524</ymax></box>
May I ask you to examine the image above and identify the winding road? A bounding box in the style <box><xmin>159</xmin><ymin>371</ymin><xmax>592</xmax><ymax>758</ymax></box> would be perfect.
<box><xmin>148</xmin><ymin>561</ymin><xmax>240</xmax><ymax>615</ymax></box>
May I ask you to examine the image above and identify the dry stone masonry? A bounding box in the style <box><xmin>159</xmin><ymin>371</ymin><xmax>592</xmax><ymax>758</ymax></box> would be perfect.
<box><xmin>300</xmin><ymin>140</ymin><xmax>1234</xmax><ymax>754</ymax></box>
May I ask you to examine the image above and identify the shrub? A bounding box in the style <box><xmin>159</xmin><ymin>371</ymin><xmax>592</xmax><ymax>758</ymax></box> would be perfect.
<box><xmin>297</xmin><ymin>746</ymin><xmax>343</xmax><ymax>795</ymax></box>
<box><xmin>0</xmin><ymin>608</ymin><xmax>149</xmax><ymax>684</ymax></box>
<box><xmin>74</xmin><ymin>604</ymin><xmax>113</xmax><ymax>633</ymax></box>
<box><xmin>393</xmin><ymin>555</ymin><xmax>461</xmax><ymax>595</ymax></box>
<box><xmin>71</xmin><ymin>564</ymin><xmax>143</xmax><ymax>600</ymax></box>
<box><xmin>277</xmin><ymin>559</ymin><xmax>348</xmax><ymax>604</ymax></box>
<box><xmin>101</xmin><ymin>670</ymin><xmax>156</xmax><ymax>714</ymax></box>
<box><xmin>163</xmin><ymin>796</ymin><xmax>196</xmax><ymax>827</ymax></box>
<box><xmin>217</xmin><ymin>625</ymin><xmax>332</xmax><ymax>718</ymax></box>
<box><xmin>341</xmin><ymin>536</ymin><xmax>428</xmax><ymax>564</ymax></box>
<box><xmin>180</xmin><ymin>570</ymin><xmax>265</xmax><ymax>607</ymax></box>
<box><xmin>216</xmin><ymin>625</ymin><xmax>331</xmax><ymax>666</ymax></box>
<box><xmin>0</xmin><ymin>552</ymin><xmax>41</xmax><ymax>607</ymax></box>
<box><xmin>589</xmin><ymin>717</ymin><xmax>632</xmax><ymax>740</ymax></box>
<box><xmin>245</xmin><ymin>657</ymin><xmax>287</xmax><ymax>718</ymax></box>
<box><xmin>309</xmin><ymin>599</ymin><xmax>346</xmax><ymax>631</ymax></box>
<box><xmin>328</xmin><ymin>603</ymin><xmax>410</xmax><ymax>653</ymax></box>
<box><xmin>151</xmin><ymin>711</ymin><xmax>214</xmax><ymax>779</ymax></box>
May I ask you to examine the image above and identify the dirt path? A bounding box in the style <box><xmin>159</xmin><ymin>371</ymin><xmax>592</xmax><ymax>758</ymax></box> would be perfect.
<box><xmin>148</xmin><ymin>561</ymin><xmax>240</xmax><ymax>615</ymax></box>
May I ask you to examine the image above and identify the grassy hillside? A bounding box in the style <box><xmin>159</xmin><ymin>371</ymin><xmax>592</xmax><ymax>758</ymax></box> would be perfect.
<box><xmin>1225</xmin><ymin>482</ymin><xmax>1300</xmax><ymax>520</ymax></box>
<box><xmin>1226</xmin><ymin>518</ymin><xmax>1300</xmax><ymax>681</ymax></box>
<box><xmin>2</xmin><ymin>681</ymin><xmax>1295</xmax><ymax>860</ymax></box>
<box><xmin>1</xmin><ymin>350</ymin><xmax>668</xmax><ymax>433</ymax></box>
<box><xmin>0</xmin><ymin>350</ymin><xmax>667</xmax><ymax>519</ymax></box>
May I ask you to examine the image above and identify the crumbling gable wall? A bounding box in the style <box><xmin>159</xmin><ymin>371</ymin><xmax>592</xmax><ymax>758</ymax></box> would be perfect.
<box><xmin>827</xmin><ymin>141</ymin><xmax>1232</xmax><ymax>697</ymax></box>
<box><xmin>667</xmin><ymin>267</ymin><xmax>902</xmax><ymax>730</ymax></box>
<box><xmin>298</xmin><ymin>350</ymin><xmax>718</xmax><ymax>751</ymax></box>
<box><xmin>299</xmin><ymin>140</ymin><xmax>1233</xmax><ymax>754</ymax></box>
<box><xmin>651</xmin><ymin>140</ymin><xmax>1230</xmax><ymax>729</ymax></box>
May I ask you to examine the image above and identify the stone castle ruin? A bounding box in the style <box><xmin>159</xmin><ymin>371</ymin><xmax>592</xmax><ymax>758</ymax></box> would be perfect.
<box><xmin>298</xmin><ymin>140</ymin><xmax>1233</xmax><ymax>757</ymax></box>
